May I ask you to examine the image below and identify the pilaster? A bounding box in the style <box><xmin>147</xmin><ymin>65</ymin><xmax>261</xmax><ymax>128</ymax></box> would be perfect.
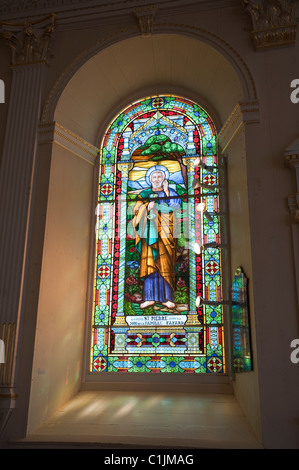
<box><xmin>217</xmin><ymin>102</ymin><xmax>259</xmax><ymax>153</ymax></box>
<box><xmin>285</xmin><ymin>138</ymin><xmax>299</xmax><ymax>310</ymax></box>
<box><xmin>0</xmin><ymin>15</ymin><xmax>56</xmax><ymax>431</ymax></box>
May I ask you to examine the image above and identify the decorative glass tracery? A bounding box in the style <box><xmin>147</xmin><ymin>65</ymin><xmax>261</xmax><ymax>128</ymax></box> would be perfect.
<box><xmin>91</xmin><ymin>95</ymin><xmax>225</xmax><ymax>373</ymax></box>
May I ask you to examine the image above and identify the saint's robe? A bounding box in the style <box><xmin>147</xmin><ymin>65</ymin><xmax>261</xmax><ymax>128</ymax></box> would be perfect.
<box><xmin>132</xmin><ymin>187</ymin><xmax>181</xmax><ymax>303</ymax></box>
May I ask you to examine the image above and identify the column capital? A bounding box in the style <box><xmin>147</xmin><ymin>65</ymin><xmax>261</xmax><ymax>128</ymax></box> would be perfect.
<box><xmin>242</xmin><ymin>0</ymin><xmax>297</xmax><ymax>50</ymax></box>
<box><xmin>183</xmin><ymin>156</ymin><xmax>197</xmax><ymax>174</ymax></box>
<box><xmin>0</xmin><ymin>14</ymin><xmax>56</xmax><ymax>66</ymax></box>
<box><xmin>117</xmin><ymin>161</ymin><xmax>134</xmax><ymax>178</ymax></box>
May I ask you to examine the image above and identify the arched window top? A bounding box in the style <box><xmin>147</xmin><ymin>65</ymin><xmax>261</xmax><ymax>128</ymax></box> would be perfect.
<box><xmin>100</xmin><ymin>95</ymin><xmax>217</xmax><ymax>166</ymax></box>
<box><xmin>91</xmin><ymin>94</ymin><xmax>226</xmax><ymax>375</ymax></box>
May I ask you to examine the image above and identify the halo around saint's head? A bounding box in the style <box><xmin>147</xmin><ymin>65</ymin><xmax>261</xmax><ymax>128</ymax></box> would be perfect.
<box><xmin>145</xmin><ymin>165</ymin><xmax>170</xmax><ymax>186</ymax></box>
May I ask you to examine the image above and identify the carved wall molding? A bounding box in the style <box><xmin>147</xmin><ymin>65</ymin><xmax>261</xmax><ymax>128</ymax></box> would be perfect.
<box><xmin>134</xmin><ymin>4</ymin><xmax>158</xmax><ymax>37</ymax></box>
<box><xmin>218</xmin><ymin>101</ymin><xmax>260</xmax><ymax>152</ymax></box>
<box><xmin>0</xmin><ymin>0</ymin><xmax>239</xmax><ymax>17</ymax></box>
<box><xmin>243</xmin><ymin>0</ymin><xmax>298</xmax><ymax>50</ymax></box>
<box><xmin>0</xmin><ymin>14</ymin><xmax>56</xmax><ymax>65</ymax></box>
<box><xmin>41</xmin><ymin>22</ymin><xmax>258</xmax><ymax>124</ymax></box>
<box><xmin>39</xmin><ymin>121</ymin><xmax>99</xmax><ymax>164</ymax></box>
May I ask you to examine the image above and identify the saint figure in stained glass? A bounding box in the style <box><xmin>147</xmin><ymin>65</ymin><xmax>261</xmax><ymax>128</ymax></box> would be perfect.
<box><xmin>91</xmin><ymin>95</ymin><xmax>226</xmax><ymax>374</ymax></box>
<box><xmin>131</xmin><ymin>165</ymin><xmax>182</xmax><ymax>310</ymax></box>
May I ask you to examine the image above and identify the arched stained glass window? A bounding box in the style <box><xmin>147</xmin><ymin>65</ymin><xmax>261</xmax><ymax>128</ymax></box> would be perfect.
<box><xmin>91</xmin><ymin>95</ymin><xmax>226</xmax><ymax>374</ymax></box>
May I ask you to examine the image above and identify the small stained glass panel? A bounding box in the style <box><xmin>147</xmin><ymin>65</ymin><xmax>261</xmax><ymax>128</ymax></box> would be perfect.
<box><xmin>232</xmin><ymin>267</ymin><xmax>253</xmax><ymax>372</ymax></box>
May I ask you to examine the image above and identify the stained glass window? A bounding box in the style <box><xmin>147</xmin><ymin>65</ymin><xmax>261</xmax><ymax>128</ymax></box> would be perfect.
<box><xmin>232</xmin><ymin>267</ymin><xmax>252</xmax><ymax>372</ymax></box>
<box><xmin>91</xmin><ymin>95</ymin><xmax>226</xmax><ymax>374</ymax></box>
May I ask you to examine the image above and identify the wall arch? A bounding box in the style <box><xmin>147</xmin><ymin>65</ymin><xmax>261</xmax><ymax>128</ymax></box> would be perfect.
<box><xmin>42</xmin><ymin>25</ymin><xmax>258</xmax><ymax>140</ymax></box>
<box><xmin>94</xmin><ymin>85</ymin><xmax>223</xmax><ymax>150</ymax></box>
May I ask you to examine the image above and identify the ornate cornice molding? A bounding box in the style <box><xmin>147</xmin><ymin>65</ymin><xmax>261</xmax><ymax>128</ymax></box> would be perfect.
<box><xmin>0</xmin><ymin>0</ymin><xmax>239</xmax><ymax>17</ymax></box>
<box><xmin>0</xmin><ymin>0</ymin><xmax>86</xmax><ymax>15</ymax></box>
<box><xmin>0</xmin><ymin>14</ymin><xmax>56</xmax><ymax>66</ymax></box>
<box><xmin>242</xmin><ymin>0</ymin><xmax>298</xmax><ymax>50</ymax></box>
<box><xmin>217</xmin><ymin>101</ymin><xmax>259</xmax><ymax>152</ymax></box>
<box><xmin>39</xmin><ymin>122</ymin><xmax>99</xmax><ymax>164</ymax></box>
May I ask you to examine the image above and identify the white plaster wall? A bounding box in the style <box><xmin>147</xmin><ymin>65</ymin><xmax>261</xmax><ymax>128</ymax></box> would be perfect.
<box><xmin>243</xmin><ymin>108</ymin><xmax>299</xmax><ymax>447</ymax></box>
<box><xmin>225</xmin><ymin>125</ymin><xmax>262</xmax><ymax>443</ymax></box>
<box><xmin>27</xmin><ymin>143</ymin><xmax>94</xmax><ymax>433</ymax></box>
